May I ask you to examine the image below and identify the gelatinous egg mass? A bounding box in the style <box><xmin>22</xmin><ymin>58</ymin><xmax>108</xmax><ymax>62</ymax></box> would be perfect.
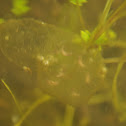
<box><xmin>0</xmin><ymin>19</ymin><xmax>107</xmax><ymax>107</ymax></box>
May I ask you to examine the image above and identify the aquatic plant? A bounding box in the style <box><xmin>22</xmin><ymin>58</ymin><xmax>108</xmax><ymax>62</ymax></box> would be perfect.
<box><xmin>11</xmin><ymin>0</ymin><xmax>30</xmax><ymax>16</ymax></box>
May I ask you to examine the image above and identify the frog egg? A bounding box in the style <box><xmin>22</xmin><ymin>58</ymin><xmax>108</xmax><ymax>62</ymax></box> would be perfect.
<box><xmin>100</xmin><ymin>66</ymin><xmax>108</xmax><ymax>78</ymax></box>
<box><xmin>23</xmin><ymin>66</ymin><xmax>32</xmax><ymax>73</ymax></box>
<box><xmin>43</xmin><ymin>60</ymin><xmax>49</xmax><ymax>66</ymax></box>
<box><xmin>72</xmin><ymin>91</ymin><xmax>80</xmax><ymax>97</ymax></box>
<box><xmin>48</xmin><ymin>80</ymin><xmax>59</xmax><ymax>86</ymax></box>
<box><xmin>41</xmin><ymin>21</ymin><xmax>45</xmax><ymax>25</ymax></box>
<box><xmin>5</xmin><ymin>35</ymin><xmax>9</xmax><ymax>40</ymax></box>
<box><xmin>85</xmin><ymin>73</ymin><xmax>91</xmax><ymax>84</ymax></box>
<box><xmin>37</xmin><ymin>55</ymin><xmax>50</xmax><ymax>66</ymax></box>
<box><xmin>37</xmin><ymin>55</ymin><xmax>45</xmax><ymax>62</ymax></box>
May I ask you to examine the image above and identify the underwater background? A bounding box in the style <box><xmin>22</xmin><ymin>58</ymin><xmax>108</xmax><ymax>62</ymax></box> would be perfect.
<box><xmin>0</xmin><ymin>0</ymin><xmax>126</xmax><ymax>126</ymax></box>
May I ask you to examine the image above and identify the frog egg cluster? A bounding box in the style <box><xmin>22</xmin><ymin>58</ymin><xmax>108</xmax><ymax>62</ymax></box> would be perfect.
<box><xmin>0</xmin><ymin>18</ymin><xmax>108</xmax><ymax>107</ymax></box>
<box><xmin>37</xmin><ymin>55</ymin><xmax>57</xmax><ymax>66</ymax></box>
<box><xmin>36</xmin><ymin>46</ymin><xmax>107</xmax><ymax>107</ymax></box>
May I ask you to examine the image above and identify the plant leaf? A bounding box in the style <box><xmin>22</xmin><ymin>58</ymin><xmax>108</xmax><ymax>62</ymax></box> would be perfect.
<box><xmin>80</xmin><ymin>30</ymin><xmax>90</xmax><ymax>42</ymax></box>
<box><xmin>69</xmin><ymin>0</ymin><xmax>87</xmax><ymax>6</ymax></box>
<box><xmin>11</xmin><ymin>0</ymin><xmax>30</xmax><ymax>16</ymax></box>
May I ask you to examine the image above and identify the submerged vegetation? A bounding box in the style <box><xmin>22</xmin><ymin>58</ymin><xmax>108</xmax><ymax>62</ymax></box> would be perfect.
<box><xmin>0</xmin><ymin>0</ymin><xmax>126</xmax><ymax>126</ymax></box>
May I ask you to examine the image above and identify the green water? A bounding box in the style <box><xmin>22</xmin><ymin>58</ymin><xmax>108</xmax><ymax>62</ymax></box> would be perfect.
<box><xmin>0</xmin><ymin>0</ymin><xmax>126</xmax><ymax>126</ymax></box>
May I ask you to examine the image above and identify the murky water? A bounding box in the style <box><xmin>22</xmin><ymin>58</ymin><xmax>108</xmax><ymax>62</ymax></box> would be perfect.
<box><xmin>0</xmin><ymin>0</ymin><xmax>126</xmax><ymax>126</ymax></box>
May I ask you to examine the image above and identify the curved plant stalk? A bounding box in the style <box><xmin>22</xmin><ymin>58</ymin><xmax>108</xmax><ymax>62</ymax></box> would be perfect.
<box><xmin>1</xmin><ymin>79</ymin><xmax>22</xmax><ymax>114</ymax></box>
<box><xmin>63</xmin><ymin>104</ymin><xmax>75</xmax><ymax>126</ymax></box>
<box><xmin>112</xmin><ymin>57</ymin><xmax>125</xmax><ymax>111</ymax></box>
<box><xmin>14</xmin><ymin>95</ymin><xmax>51</xmax><ymax>126</ymax></box>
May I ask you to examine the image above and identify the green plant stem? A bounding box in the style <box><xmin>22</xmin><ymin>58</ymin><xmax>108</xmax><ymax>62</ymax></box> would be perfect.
<box><xmin>112</xmin><ymin>60</ymin><xmax>124</xmax><ymax>111</ymax></box>
<box><xmin>99</xmin><ymin>0</ymin><xmax>114</xmax><ymax>25</ymax></box>
<box><xmin>102</xmin><ymin>40</ymin><xmax>126</xmax><ymax>48</ymax></box>
<box><xmin>103</xmin><ymin>57</ymin><xmax>126</xmax><ymax>64</ymax></box>
<box><xmin>15</xmin><ymin>95</ymin><xmax>51</xmax><ymax>126</ymax></box>
<box><xmin>88</xmin><ymin>0</ymin><xmax>114</xmax><ymax>44</ymax></box>
<box><xmin>89</xmin><ymin>0</ymin><xmax>126</xmax><ymax>45</ymax></box>
<box><xmin>77</xmin><ymin>5</ymin><xmax>85</xmax><ymax>29</ymax></box>
<box><xmin>63</xmin><ymin>104</ymin><xmax>75</xmax><ymax>126</ymax></box>
<box><xmin>106</xmin><ymin>0</ymin><xmax>126</xmax><ymax>29</ymax></box>
<box><xmin>77</xmin><ymin>0</ymin><xmax>85</xmax><ymax>29</ymax></box>
<box><xmin>1</xmin><ymin>79</ymin><xmax>22</xmax><ymax>114</ymax></box>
